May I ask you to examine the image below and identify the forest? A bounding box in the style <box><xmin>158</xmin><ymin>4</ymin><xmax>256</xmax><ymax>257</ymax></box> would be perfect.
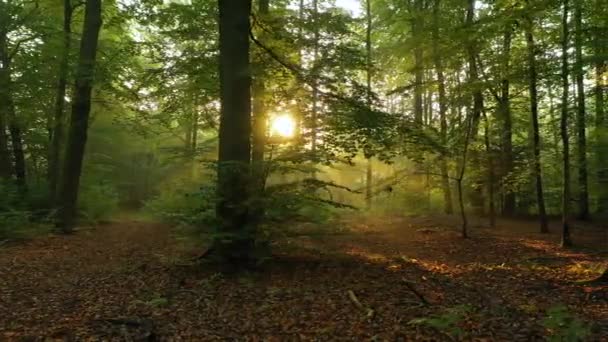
<box><xmin>0</xmin><ymin>0</ymin><xmax>607</xmax><ymax>339</ymax></box>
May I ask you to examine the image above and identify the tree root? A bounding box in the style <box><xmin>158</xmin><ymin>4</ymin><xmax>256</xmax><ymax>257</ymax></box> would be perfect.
<box><xmin>402</xmin><ymin>277</ymin><xmax>430</xmax><ymax>306</ymax></box>
<box><xmin>347</xmin><ymin>290</ymin><xmax>375</xmax><ymax>319</ymax></box>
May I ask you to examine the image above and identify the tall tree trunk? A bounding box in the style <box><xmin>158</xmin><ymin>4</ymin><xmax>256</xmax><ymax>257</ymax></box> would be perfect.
<box><xmin>0</xmin><ymin>29</ymin><xmax>25</xmax><ymax>191</ymax></box>
<box><xmin>213</xmin><ymin>0</ymin><xmax>254</xmax><ymax>263</ymax></box>
<box><xmin>365</xmin><ymin>0</ymin><xmax>373</xmax><ymax>209</ymax></box>
<box><xmin>458</xmin><ymin>112</ymin><xmax>474</xmax><ymax>238</ymax></box>
<box><xmin>594</xmin><ymin>0</ymin><xmax>608</xmax><ymax>216</ymax></box>
<box><xmin>412</xmin><ymin>0</ymin><xmax>423</xmax><ymax>125</ymax></box>
<box><xmin>499</xmin><ymin>27</ymin><xmax>515</xmax><ymax>216</ymax></box>
<box><xmin>56</xmin><ymin>0</ymin><xmax>102</xmax><ymax>232</ymax></box>
<box><xmin>574</xmin><ymin>0</ymin><xmax>589</xmax><ymax>220</ymax></box>
<box><xmin>465</xmin><ymin>0</ymin><xmax>484</xmax><ymax>214</ymax></box>
<box><xmin>525</xmin><ymin>16</ymin><xmax>549</xmax><ymax>233</ymax></box>
<box><xmin>8</xmin><ymin>114</ymin><xmax>25</xmax><ymax>191</ymax></box>
<box><xmin>251</xmin><ymin>0</ymin><xmax>268</xmax><ymax>186</ymax></box>
<box><xmin>560</xmin><ymin>0</ymin><xmax>572</xmax><ymax>247</ymax></box>
<box><xmin>432</xmin><ymin>0</ymin><xmax>453</xmax><ymax>214</ymax></box>
<box><xmin>483</xmin><ymin>112</ymin><xmax>496</xmax><ymax>228</ymax></box>
<box><xmin>310</xmin><ymin>0</ymin><xmax>319</xmax><ymax>167</ymax></box>
<box><xmin>0</xmin><ymin>6</ymin><xmax>13</xmax><ymax>180</ymax></box>
<box><xmin>49</xmin><ymin>0</ymin><xmax>73</xmax><ymax>201</ymax></box>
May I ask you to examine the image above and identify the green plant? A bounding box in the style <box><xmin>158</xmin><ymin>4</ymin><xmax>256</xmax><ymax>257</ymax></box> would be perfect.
<box><xmin>408</xmin><ymin>305</ymin><xmax>472</xmax><ymax>339</ymax></box>
<box><xmin>79</xmin><ymin>184</ymin><xmax>120</xmax><ymax>224</ymax></box>
<box><xmin>543</xmin><ymin>305</ymin><xmax>591</xmax><ymax>342</ymax></box>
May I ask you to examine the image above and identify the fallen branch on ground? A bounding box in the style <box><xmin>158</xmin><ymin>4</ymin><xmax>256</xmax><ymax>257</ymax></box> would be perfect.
<box><xmin>402</xmin><ymin>278</ymin><xmax>430</xmax><ymax>306</ymax></box>
<box><xmin>347</xmin><ymin>290</ymin><xmax>375</xmax><ymax>318</ymax></box>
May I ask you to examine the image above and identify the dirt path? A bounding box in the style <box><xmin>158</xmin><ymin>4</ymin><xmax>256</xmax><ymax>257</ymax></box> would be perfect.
<box><xmin>0</xmin><ymin>217</ymin><xmax>606</xmax><ymax>340</ymax></box>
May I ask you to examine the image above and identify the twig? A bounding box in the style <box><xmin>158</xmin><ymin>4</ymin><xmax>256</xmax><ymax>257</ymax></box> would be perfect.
<box><xmin>402</xmin><ymin>278</ymin><xmax>430</xmax><ymax>306</ymax></box>
<box><xmin>347</xmin><ymin>290</ymin><xmax>375</xmax><ymax>318</ymax></box>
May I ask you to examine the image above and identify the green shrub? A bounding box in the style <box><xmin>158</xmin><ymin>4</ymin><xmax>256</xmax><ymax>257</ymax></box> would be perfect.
<box><xmin>79</xmin><ymin>184</ymin><xmax>120</xmax><ymax>223</ymax></box>
<box><xmin>408</xmin><ymin>305</ymin><xmax>472</xmax><ymax>339</ymax></box>
<box><xmin>144</xmin><ymin>182</ymin><xmax>216</xmax><ymax>227</ymax></box>
<box><xmin>543</xmin><ymin>305</ymin><xmax>590</xmax><ymax>342</ymax></box>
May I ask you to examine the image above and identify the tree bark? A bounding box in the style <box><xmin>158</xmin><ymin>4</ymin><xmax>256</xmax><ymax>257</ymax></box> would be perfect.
<box><xmin>365</xmin><ymin>0</ymin><xmax>373</xmax><ymax>209</ymax></box>
<box><xmin>49</xmin><ymin>0</ymin><xmax>73</xmax><ymax>202</ymax></box>
<box><xmin>56</xmin><ymin>0</ymin><xmax>102</xmax><ymax>232</ymax></box>
<box><xmin>499</xmin><ymin>27</ymin><xmax>515</xmax><ymax>216</ymax></box>
<box><xmin>465</xmin><ymin>0</ymin><xmax>484</xmax><ymax>214</ymax></box>
<box><xmin>412</xmin><ymin>0</ymin><xmax>423</xmax><ymax>125</ymax></box>
<box><xmin>0</xmin><ymin>27</ymin><xmax>25</xmax><ymax>191</ymax></box>
<box><xmin>432</xmin><ymin>0</ymin><xmax>453</xmax><ymax>214</ymax></box>
<box><xmin>311</xmin><ymin>0</ymin><xmax>319</xmax><ymax>168</ymax></box>
<box><xmin>594</xmin><ymin>0</ymin><xmax>608</xmax><ymax>216</ymax></box>
<box><xmin>213</xmin><ymin>0</ymin><xmax>254</xmax><ymax>263</ymax></box>
<box><xmin>560</xmin><ymin>0</ymin><xmax>572</xmax><ymax>247</ymax></box>
<box><xmin>574</xmin><ymin>0</ymin><xmax>589</xmax><ymax>220</ymax></box>
<box><xmin>525</xmin><ymin>15</ymin><xmax>549</xmax><ymax>233</ymax></box>
<box><xmin>0</xmin><ymin>5</ymin><xmax>13</xmax><ymax>180</ymax></box>
<box><xmin>251</xmin><ymin>0</ymin><xmax>269</xmax><ymax>185</ymax></box>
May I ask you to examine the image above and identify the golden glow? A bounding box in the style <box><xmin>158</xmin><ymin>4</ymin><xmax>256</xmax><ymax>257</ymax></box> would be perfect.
<box><xmin>269</xmin><ymin>114</ymin><xmax>296</xmax><ymax>138</ymax></box>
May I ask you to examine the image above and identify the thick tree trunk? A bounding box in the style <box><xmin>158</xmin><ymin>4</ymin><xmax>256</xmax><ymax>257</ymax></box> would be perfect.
<box><xmin>213</xmin><ymin>0</ymin><xmax>254</xmax><ymax>263</ymax></box>
<box><xmin>56</xmin><ymin>0</ymin><xmax>102</xmax><ymax>232</ymax></box>
<box><xmin>525</xmin><ymin>17</ymin><xmax>549</xmax><ymax>233</ymax></box>
<box><xmin>432</xmin><ymin>0</ymin><xmax>453</xmax><ymax>214</ymax></box>
<box><xmin>499</xmin><ymin>28</ymin><xmax>515</xmax><ymax>216</ymax></box>
<box><xmin>49</xmin><ymin>0</ymin><xmax>73</xmax><ymax>202</ymax></box>
<box><xmin>560</xmin><ymin>0</ymin><xmax>572</xmax><ymax>247</ymax></box>
<box><xmin>574</xmin><ymin>0</ymin><xmax>589</xmax><ymax>220</ymax></box>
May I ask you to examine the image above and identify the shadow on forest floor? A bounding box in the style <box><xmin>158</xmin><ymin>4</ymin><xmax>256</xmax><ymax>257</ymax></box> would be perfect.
<box><xmin>0</xmin><ymin>215</ymin><xmax>606</xmax><ymax>340</ymax></box>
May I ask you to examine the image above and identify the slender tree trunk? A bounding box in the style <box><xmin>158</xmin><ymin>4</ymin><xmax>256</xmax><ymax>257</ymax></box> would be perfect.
<box><xmin>483</xmin><ymin>112</ymin><xmax>496</xmax><ymax>228</ymax></box>
<box><xmin>8</xmin><ymin>114</ymin><xmax>25</xmax><ymax>191</ymax></box>
<box><xmin>56</xmin><ymin>0</ymin><xmax>102</xmax><ymax>232</ymax></box>
<box><xmin>432</xmin><ymin>0</ymin><xmax>453</xmax><ymax>214</ymax></box>
<box><xmin>252</xmin><ymin>0</ymin><xmax>269</xmax><ymax>187</ymax></box>
<box><xmin>213</xmin><ymin>0</ymin><xmax>254</xmax><ymax>263</ymax></box>
<box><xmin>412</xmin><ymin>0</ymin><xmax>423</xmax><ymax>125</ymax></box>
<box><xmin>561</xmin><ymin>0</ymin><xmax>572</xmax><ymax>247</ymax></box>
<box><xmin>0</xmin><ymin>7</ymin><xmax>13</xmax><ymax>180</ymax></box>
<box><xmin>49</xmin><ymin>0</ymin><xmax>73</xmax><ymax>201</ymax></box>
<box><xmin>310</xmin><ymin>0</ymin><xmax>319</xmax><ymax>167</ymax></box>
<box><xmin>365</xmin><ymin>0</ymin><xmax>373</xmax><ymax>209</ymax></box>
<box><xmin>594</xmin><ymin>0</ymin><xmax>608</xmax><ymax>216</ymax></box>
<box><xmin>574</xmin><ymin>0</ymin><xmax>589</xmax><ymax>220</ymax></box>
<box><xmin>499</xmin><ymin>27</ymin><xmax>515</xmax><ymax>216</ymax></box>
<box><xmin>525</xmin><ymin>16</ymin><xmax>549</xmax><ymax>233</ymax></box>
<box><xmin>458</xmin><ymin>113</ymin><xmax>474</xmax><ymax>239</ymax></box>
<box><xmin>465</xmin><ymin>0</ymin><xmax>484</xmax><ymax>214</ymax></box>
<box><xmin>0</xmin><ymin>31</ymin><xmax>25</xmax><ymax>191</ymax></box>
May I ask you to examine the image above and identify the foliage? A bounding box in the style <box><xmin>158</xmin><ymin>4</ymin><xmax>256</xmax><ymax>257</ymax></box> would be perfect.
<box><xmin>408</xmin><ymin>305</ymin><xmax>473</xmax><ymax>339</ymax></box>
<box><xmin>542</xmin><ymin>305</ymin><xmax>591</xmax><ymax>342</ymax></box>
<box><xmin>79</xmin><ymin>184</ymin><xmax>120</xmax><ymax>224</ymax></box>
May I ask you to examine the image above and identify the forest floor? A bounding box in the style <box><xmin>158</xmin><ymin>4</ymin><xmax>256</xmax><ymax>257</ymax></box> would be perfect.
<box><xmin>0</xmin><ymin>215</ymin><xmax>607</xmax><ymax>341</ymax></box>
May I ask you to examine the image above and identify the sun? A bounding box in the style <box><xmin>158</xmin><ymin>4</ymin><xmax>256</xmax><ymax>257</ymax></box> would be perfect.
<box><xmin>269</xmin><ymin>114</ymin><xmax>296</xmax><ymax>138</ymax></box>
